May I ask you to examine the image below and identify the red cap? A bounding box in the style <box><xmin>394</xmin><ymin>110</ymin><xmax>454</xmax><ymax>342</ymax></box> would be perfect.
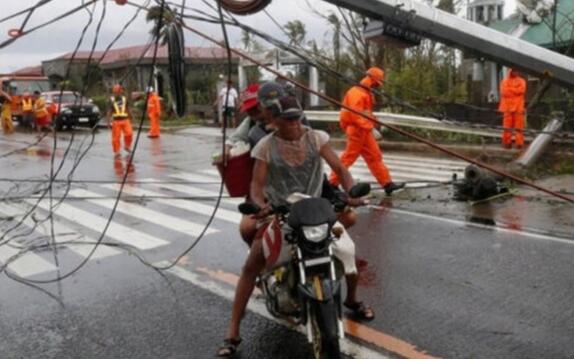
<box><xmin>239</xmin><ymin>83</ymin><xmax>260</xmax><ymax>113</ymax></box>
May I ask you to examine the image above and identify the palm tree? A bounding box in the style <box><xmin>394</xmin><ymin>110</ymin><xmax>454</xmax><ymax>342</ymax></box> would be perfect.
<box><xmin>284</xmin><ymin>20</ymin><xmax>306</xmax><ymax>47</ymax></box>
<box><xmin>145</xmin><ymin>5</ymin><xmax>177</xmax><ymax>44</ymax></box>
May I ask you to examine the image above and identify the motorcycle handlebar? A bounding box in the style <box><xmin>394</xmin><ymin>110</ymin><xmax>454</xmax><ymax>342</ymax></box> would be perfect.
<box><xmin>238</xmin><ymin>202</ymin><xmax>261</xmax><ymax>215</ymax></box>
<box><xmin>237</xmin><ymin>183</ymin><xmax>371</xmax><ymax>216</ymax></box>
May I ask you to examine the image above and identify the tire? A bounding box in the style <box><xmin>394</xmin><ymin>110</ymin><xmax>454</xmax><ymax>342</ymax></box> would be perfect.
<box><xmin>309</xmin><ymin>302</ymin><xmax>341</xmax><ymax>359</ymax></box>
<box><xmin>53</xmin><ymin>117</ymin><xmax>64</xmax><ymax>131</ymax></box>
<box><xmin>218</xmin><ymin>0</ymin><xmax>272</xmax><ymax>15</ymax></box>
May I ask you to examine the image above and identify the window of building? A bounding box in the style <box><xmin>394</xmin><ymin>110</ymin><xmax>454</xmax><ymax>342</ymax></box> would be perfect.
<box><xmin>488</xmin><ymin>5</ymin><xmax>495</xmax><ymax>22</ymax></box>
<box><xmin>476</xmin><ymin>6</ymin><xmax>484</xmax><ymax>22</ymax></box>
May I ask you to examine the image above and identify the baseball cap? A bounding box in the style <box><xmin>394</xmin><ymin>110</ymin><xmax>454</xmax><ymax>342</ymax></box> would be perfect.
<box><xmin>239</xmin><ymin>83</ymin><xmax>260</xmax><ymax>113</ymax></box>
<box><xmin>278</xmin><ymin>96</ymin><xmax>303</xmax><ymax>120</ymax></box>
<box><xmin>257</xmin><ymin>82</ymin><xmax>286</xmax><ymax>108</ymax></box>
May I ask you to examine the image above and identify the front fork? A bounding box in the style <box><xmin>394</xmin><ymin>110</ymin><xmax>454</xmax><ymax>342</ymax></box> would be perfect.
<box><xmin>297</xmin><ymin>247</ymin><xmax>345</xmax><ymax>343</ymax></box>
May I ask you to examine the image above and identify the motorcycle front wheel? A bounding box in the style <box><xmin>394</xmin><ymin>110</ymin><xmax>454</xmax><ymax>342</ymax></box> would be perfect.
<box><xmin>310</xmin><ymin>304</ymin><xmax>341</xmax><ymax>359</ymax></box>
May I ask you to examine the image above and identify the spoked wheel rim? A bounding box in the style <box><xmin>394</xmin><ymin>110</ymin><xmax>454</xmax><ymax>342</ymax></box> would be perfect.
<box><xmin>310</xmin><ymin>312</ymin><xmax>322</xmax><ymax>359</ymax></box>
<box><xmin>217</xmin><ymin>0</ymin><xmax>272</xmax><ymax>15</ymax></box>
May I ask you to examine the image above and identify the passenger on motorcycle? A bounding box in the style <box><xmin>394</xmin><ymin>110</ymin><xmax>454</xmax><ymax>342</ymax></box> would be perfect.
<box><xmin>236</xmin><ymin>82</ymin><xmax>356</xmax><ymax>247</ymax></box>
<box><xmin>217</xmin><ymin>95</ymin><xmax>374</xmax><ymax>357</ymax></box>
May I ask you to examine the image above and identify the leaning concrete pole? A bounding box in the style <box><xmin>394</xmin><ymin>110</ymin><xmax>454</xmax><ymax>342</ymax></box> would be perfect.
<box><xmin>323</xmin><ymin>0</ymin><xmax>574</xmax><ymax>89</ymax></box>
<box><xmin>514</xmin><ymin>114</ymin><xmax>564</xmax><ymax>168</ymax></box>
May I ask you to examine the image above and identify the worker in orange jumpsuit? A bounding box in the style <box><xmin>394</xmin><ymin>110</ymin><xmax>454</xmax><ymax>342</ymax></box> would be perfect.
<box><xmin>499</xmin><ymin>69</ymin><xmax>527</xmax><ymax>149</ymax></box>
<box><xmin>329</xmin><ymin>67</ymin><xmax>405</xmax><ymax>195</ymax></box>
<box><xmin>33</xmin><ymin>91</ymin><xmax>51</xmax><ymax>135</ymax></box>
<box><xmin>108</xmin><ymin>84</ymin><xmax>133</xmax><ymax>158</ymax></box>
<box><xmin>146</xmin><ymin>87</ymin><xmax>161</xmax><ymax>138</ymax></box>
<box><xmin>0</xmin><ymin>88</ymin><xmax>14</xmax><ymax>134</ymax></box>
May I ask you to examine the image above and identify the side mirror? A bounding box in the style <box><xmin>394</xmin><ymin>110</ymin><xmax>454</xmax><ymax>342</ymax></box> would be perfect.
<box><xmin>348</xmin><ymin>183</ymin><xmax>371</xmax><ymax>198</ymax></box>
<box><xmin>238</xmin><ymin>202</ymin><xmax>261</xmax><ymax>215</ymax></box>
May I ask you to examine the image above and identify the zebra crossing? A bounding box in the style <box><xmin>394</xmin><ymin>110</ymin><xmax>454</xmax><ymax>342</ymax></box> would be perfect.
<box><xmin>0</xmin><ymin>154</ymin><xmax>464</xmax><ymax>279</ymax></box>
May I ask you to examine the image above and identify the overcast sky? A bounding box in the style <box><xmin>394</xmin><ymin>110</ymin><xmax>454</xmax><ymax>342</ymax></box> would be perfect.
<box><xmin>0</xmin><ymin>0</ymin><xmax>518</xmax><ymax>73</ymax></box>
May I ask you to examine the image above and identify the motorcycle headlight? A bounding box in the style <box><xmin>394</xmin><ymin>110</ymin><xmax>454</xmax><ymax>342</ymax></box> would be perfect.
<box><xmin>302</xmin><ymin>224</ymin><xmax>329</xmax><ymax>243</ymax></box>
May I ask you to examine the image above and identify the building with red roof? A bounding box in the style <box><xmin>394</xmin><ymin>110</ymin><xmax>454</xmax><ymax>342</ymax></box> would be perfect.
<box><xmin>7</xmin><ymin>44</ymin><xmax>239</xmax><ymax>111</ymax></box>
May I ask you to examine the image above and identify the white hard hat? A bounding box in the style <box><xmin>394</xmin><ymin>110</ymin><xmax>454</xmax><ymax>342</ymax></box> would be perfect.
<box><xmin>147</xmin><ymin>86</ymin><xmax>155</xmax><ymax>93</ymax></box>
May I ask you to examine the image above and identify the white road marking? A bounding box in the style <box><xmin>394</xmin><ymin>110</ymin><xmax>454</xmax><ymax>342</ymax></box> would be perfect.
<box><xmin>160</xmin><ymin>262</ymin><xmax>390</xmax><ymax>359</ymax></box>
<box><xmin>0</xmin><ymin>203</ymin><xmax>120</xmax><ymax>260</ymax></box>
<box><xmin>353</xmin><ymin>162</ymin><xmax>462</xmax><ymax>177</ymax></box>
<box><xmin>201</xmin><ymin>162</ymin><xmax>457</xmax><ymax>183</ymax></box>
<box><xmin>381</xmin><ymin>154</ymin><xmax>467</xmax><ymax>167</ymax></box>
<box><xmin>351</xmin><ymin>168</ymin><xmax>453</xmax><ymax>182</ymax></box>
<box><xmin>140</xmin><ymin>178</ymin><xmax>242</xmax><ymax>205</ymax></box>
<box><xmin>199</xmin><ymin>168</ymin><xmax>220</xmax><ymax>177</ymax></box>
<box><xmin>0</xmin><ymin>244</ymin><xmax>56</xmax><ymax>278</ymax></box>
<box><xmin>69</xmin><ymin>189</ymin><xmax>219</xmax><ymax>237</ymax></box>
<box><xmin>31</xmin><ymin>200</ymin><xmax>168</xmax><ymax>250</ymax></box>
<box><xmin>98</xmin><ymin>185</ymin><xmax>241</xmax><ymax>224</ymax></box>
<box><xmin>382</xmin><ymin>159</ymin><xmax>465</xmax><ymax>171</ymax></box>
<box><xmin>170</xmin><ymin>172</ymin><xmax>223</xmax><ymax>184</ymax></box>
<box><xmin>170</xmin><ymin>172</ymin><xmax>246</xmax><ymax>201</ymax></box>
<box><xmin>379</xmin><ymin>206</ymin><xmax>574</xmax><ymax>245</ymax></box>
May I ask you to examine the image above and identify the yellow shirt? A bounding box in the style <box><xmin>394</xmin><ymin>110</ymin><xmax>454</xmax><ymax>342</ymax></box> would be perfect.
<box><xmin>35</xmin><ymin>97</ymin><xmax>48</xmax><ymax>118</ymax></box>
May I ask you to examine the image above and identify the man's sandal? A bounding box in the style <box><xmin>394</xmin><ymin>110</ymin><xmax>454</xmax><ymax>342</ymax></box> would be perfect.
<box><xmin>344</xmin><ymin>301</ymin><xmax>375</xmax><ymax>321</ymax></box>
<box><xmin>217</xmin><ymin>337</ymin><xmax>242</xmax><ymax>357</ymax></box>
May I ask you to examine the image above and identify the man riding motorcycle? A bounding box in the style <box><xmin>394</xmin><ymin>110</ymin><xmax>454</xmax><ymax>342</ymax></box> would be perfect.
<box><xmin>217</xmin><ymin>95</ymin><xmax>374</xmax><ymax>357</ymax></box>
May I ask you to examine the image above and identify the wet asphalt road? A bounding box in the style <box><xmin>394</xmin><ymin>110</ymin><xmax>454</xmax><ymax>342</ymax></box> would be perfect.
<box><xmin>0</xmin><ymin>127</ymin><xmax>573</xmax><ymax>359</ymax></box>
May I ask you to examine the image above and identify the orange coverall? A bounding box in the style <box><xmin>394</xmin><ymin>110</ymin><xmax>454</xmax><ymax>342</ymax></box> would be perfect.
<box><xmin>329</xmin><ymin>76</ymin><xmax>392</xmax><ymax>187</ymax></box>
<box><xmin>34</xmin><ymin>97</ymin><xmax>50</xmax><ymax>127</ymax></box>
<box><xmin>110</xmin><ymin>96</ymin><xmax>133</xmax><ymax>154</ymax></box>
<box><xmin>1</xmin><ymin>92</ymin><xmax>13</xmax><ymax>134</ymax></box>
<box><xmin>499</xmin><ymin>69</ymin><xmax>526</xmax><ymax>147</ymax></box>
<box><xmin>147</xmin><ymin>92</ymin><xmax>161</xmax><ymax>138</ymax></box>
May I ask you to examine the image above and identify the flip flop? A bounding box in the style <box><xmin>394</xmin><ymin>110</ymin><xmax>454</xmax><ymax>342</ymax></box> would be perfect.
<box><xmin>217</xmin><ymin>337</ymin><xmax>242</xmax><ymax>357</ymax></box>
<box><xmin>344</xmin><ymin>301</ymin><xmax>375</xmax><ymax>321</ymax></box>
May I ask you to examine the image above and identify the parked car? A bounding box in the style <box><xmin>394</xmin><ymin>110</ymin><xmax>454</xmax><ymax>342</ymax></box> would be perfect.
<box><xmin>43</xmin><ymin>91</ymin><xmax>101</xmax><ymax>130</ymax></box>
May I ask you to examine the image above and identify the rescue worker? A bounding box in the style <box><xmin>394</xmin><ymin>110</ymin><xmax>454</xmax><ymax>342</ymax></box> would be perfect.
<box><xmin>146</xmin><ymin>86</ymin><xmax>161</xmax><ymax>138</ymax></box>
<box><xmin>21</xmin><ymin>92</ymin><xmax>35</xmax><ymax>130</ymax></box>
<box><xmin>107</xmin><ymin>84</ymin><xmax>133</xmax><ymax>158</ymax></box>
<box><xmin>0</xmin><ymin>87</ymin><xmax>14</xmax><ymax>135</ymax></box>
<box><xmin>33</xmin><ymin>91</ymin><xmax>50</xmax><ymax>135</ymax></box>
<box><xmin>499</xmin><ymin>69</ymin><xmax>527</xmax><ymax>149</ymax></box>
<box><xmin>329</xmin><ymin>67</ymin><xmax>405</xmax><ymax>195</ymax></box>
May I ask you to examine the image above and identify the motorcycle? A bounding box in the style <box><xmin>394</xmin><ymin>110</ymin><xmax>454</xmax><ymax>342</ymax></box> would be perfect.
<box><xmin>238</xmin><ymin>183</ymin><xmax>370</xmax><ymax>359</ymax></box>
